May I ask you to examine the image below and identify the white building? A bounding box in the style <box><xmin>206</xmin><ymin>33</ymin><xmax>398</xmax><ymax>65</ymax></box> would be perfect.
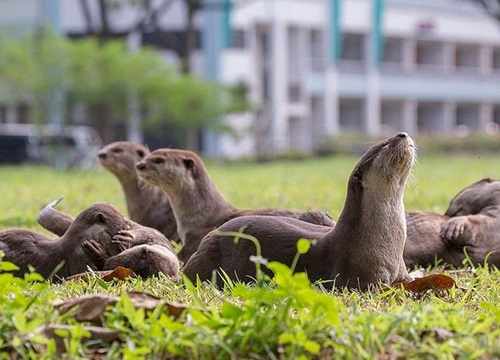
<box><xmin>1</xmin><ymin>0</ymin><xmax>500</xmax><ymax>158</ymax></box>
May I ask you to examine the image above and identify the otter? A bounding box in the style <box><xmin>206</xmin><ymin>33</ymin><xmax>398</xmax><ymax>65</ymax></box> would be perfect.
<box><xmin>0</xmin><ymin>203</ymin><xmax>129</xmax><ymax>280</ymax></box>
<box><xmin>135</xmin><ymin>149</ymin><xmax>333</xmax><ymax>263</ymax></box>
<box><xmin>97</xmin><ymin>141</ymin><xmax>178</xmax><ymax>241</ymax></box>
<box><xmin>34</xmin><ymin>199</ymin><xmax>180</xmax><ymax>278</ymax></box>
<box><xmin>404</xmin><ymin>178</ymin><xmax>500</xmax><ymax>268</ymax></box>
<box><xmin>37</xmin><ymin>197</ymin><xmax>174</xmax><ymax>251</ymax></box>
<box><xmin>183</xmin><ymin>133</ymin><xmax>415</xmax><ymax>290</ymax></box>
<box><xmin>404</xmin><ymin>211</ymin><xmax>454</xmax><ymax>268</ymax></box>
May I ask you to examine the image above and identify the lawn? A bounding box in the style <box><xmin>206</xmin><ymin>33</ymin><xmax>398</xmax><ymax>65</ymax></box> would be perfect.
<box><xmin>1</xmin><ymin>153</ymin><xmax>500</xmax><ymax>359</ymax></box>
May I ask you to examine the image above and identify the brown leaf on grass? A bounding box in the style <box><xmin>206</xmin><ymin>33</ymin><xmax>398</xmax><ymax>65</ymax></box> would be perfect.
<box><xmin>127</xmin><ymin>291</ymin><xmax>186</xmax><ymax>317</ymax></box>
<box><xmin>64</xmin><ymin>267</ymin><xmax>136</xmax><ymax>283</ymax></box>
<box><xmin>36</xmin><ymin>325</ymin><xmax>120</xmax><ymax>356</ymax></box>
<box><xmin>54</xmin><ymin>294</ymin><xmax>117</xmax><ymax>322</ymax></box>
<box><xmin>54</xmin><ymin>292</ymin><xmax>186</xmax><ymax>323</ymax></box>
<box><xmin>102</xmin><ymin>266</ymin><xmax>136</xmax><ymax>281</ymax></box>
<box><xmin>395</xmin><ymin>274</ymin><xmax>455</xmax><ymax>293</ymax></box>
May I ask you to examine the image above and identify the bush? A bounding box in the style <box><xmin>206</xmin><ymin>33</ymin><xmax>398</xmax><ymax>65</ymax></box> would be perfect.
<box><xmin>316</xmin><ymin>132</ymin><xmax>500</xmax><ymax>156</ymax></box>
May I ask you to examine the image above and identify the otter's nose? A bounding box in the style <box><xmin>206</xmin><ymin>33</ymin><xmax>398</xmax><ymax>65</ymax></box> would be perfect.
<box><xmin>396</xmin><ymin>132</ymin><xmax>408</xmax><ymax>138</ymax></box>
<box><xmin>136</xmin><ymin>162</ymin><xmax>146</xmax><ymax>171</ymax></box>
<box><xmin>97</xmin><ymin>152</ymin><xmax>106</xmax><ymax>159</ymax></box>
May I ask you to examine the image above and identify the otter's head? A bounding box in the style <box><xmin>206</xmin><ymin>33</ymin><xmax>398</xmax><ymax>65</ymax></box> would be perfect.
<box><xmin>67</xmin><ymin>203</ymin><xmax>130</xmax><ymax>257</ymax></box>
<box><xmin>337</xmin><ymin>132</ymin><xmax>416</xmax><ymax>232</ymax></box>
<box><xmin>107</xmin><ymin>244</ymin><xmax>180</xmax><ymax>278</ymax></box>
<box><xmin>348</xmin><ymin>132</ymin><xmax>415</xmax><ymax>198</ymax></box>
<box><xmin>135</xmin><ymin>149</ymin><xmax>204</xmax><ymax>195</ymax></box>
<box><xmin>445</xmin><ymin>178</ymin><xmax>500</xmax><ymax>217</ymax></box>
<box><xmin>98</xmin><ymin>141</ymin><xmax>149</xmax><ymax>178</ymax></box>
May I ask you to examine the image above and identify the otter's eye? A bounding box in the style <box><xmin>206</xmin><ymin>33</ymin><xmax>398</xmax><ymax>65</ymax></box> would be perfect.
<box><xmin>153</xmin><ymin>158</ymin><xmax>164</xmax><ymax>165</ymax></box>
<box><xmin>136</xmin><ymin>150</ymin><xmax>145</xmax><ymax>158</ymax></box>
<box><xmin>352</xmin><ymin>171</ymin><xmax>362</xmax><ymax>183</ymax></box>
<box><xmin>111</xmin><ymin>148</ymin><xmax>123</xmax><ymax>154</ymax></box>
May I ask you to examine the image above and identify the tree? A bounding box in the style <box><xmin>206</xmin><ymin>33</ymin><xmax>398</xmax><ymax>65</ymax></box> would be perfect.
<box><xmin>73</xmin><ymin>0</ymin><xmax>221</xmax><ymax>149</ymax></box>
<box><xmin>469</xmin><ymin>0</ymin><xmax>500</xmax><ymax>20</ymax></box>
<box><xmin>0</xmin><ymin>32</ymin><xmax>228</xmax><ymax>146</ymax></box>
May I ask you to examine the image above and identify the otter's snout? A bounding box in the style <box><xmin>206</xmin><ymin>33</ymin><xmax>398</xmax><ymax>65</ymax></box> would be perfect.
<box><xmin>97</xmin><ymin>151</ymin><xmax>107</xmax><ymax>159</ymax></box>
<box><xmin>136</xmin><ymin>162</ymin><xmax>146</xmax><ymax>171</ymax></box>
<box><xmin>396</xmin><ymin>132</ymin><xmax>408</xmax><ymax>138</ymax></box>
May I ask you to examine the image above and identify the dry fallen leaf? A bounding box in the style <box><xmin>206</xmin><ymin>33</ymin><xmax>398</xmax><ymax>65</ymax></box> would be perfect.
<box><xmin>54</xmin><ymin>292</ymin><xmax>186</xmax><ymax>322</ymax></box>
<box><xmin>102</xmin><ymin>266</ymin><xmax>136</xmax><ymax>281</ymax></box>
<box><xmin>54</xmin><ymin>294</ymin><xmax>117</xmax><ymax>322</ymax></box>
<box><xmin>36</xmin><ymin>324</ymin><xmax>120</xmax><ymax>355</ymax></box>
<box><xmin>64</xmin><ymin>267</ymin><xmax>136</xmax><ymax>282</ymax></box>
<box><xmin>395</xmin><ymin>274</ymin><xmax>455</xmax><ymax>293</ymax></box>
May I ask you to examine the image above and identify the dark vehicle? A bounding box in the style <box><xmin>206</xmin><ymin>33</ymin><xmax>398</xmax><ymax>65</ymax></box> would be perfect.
<box><xmin>0</xmin><ymin>124</ymin><xmax>102</xmax><ymax>168</ymax></box>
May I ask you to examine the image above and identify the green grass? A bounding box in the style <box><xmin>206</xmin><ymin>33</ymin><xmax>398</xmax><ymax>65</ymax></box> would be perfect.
<box><xmin>1</xmin><ymin>154</ymin><xmax>500</xmax><ymax>359</ymax></box>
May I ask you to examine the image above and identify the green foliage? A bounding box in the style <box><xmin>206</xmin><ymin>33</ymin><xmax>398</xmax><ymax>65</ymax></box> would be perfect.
<box><xmin>317</xmin><ymin>132</ymin><xmax>500</xmax><ymax>156</ymax></box>
<box><xmin>0</xmin><ymin>31</ymin><xmax>248</xmax><ymax>141</ymax></box>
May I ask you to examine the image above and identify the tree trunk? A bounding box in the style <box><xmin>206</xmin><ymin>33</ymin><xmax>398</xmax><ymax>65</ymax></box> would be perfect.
<box><xmin>181</xmin><ymin>5</ymin><xmax>196</xmax><ymax>74</ymax></box>
<box><xmin>97</xmin><ymin>0</ymin><xmax>112</xmax><ymax>42</ymax></box>
<box><xmin>78</xmin><ymin>0</ymin><xmax>94</xmax><ymax>35</ymax></box>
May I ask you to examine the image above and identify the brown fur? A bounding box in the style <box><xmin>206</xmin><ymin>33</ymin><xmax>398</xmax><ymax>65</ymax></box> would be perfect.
<box><xmin>98</xmin><ymin>141</ymin><xmax>178</xmax><ymax>241</ymax></box>
<box><xmin>36</xmin><ymin>197</ymin><xmax>174</xmax><ymax>252</ymax></box>
<box><xmin>34</xmin><ymin>199</ymin><xmax>179</xmax><ymax>278</ymax></box>
<box><xmin>404</xmin><ymin>178</ymin><xmax>500</xmax><ymax>268</ymax></box>
<box><xmin>183</xmin><ymin>133</ymin><xmax>415</xmax><ymax>290</ymax></box>
<box><xmin>0</xmin><ymin>203</ymin><xmax>129</xmax><ymax>281</ymax></box>
<box><xmin>136</xmin><ymin>149</ymin><xmax>332</xmax><ymax>263</ymax></box>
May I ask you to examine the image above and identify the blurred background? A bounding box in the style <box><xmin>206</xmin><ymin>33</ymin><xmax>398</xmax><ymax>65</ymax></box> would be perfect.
<box><xmin>0</xmin><ymin>0</ymin><xmax>499</xmax><ymax>167</ymax></box>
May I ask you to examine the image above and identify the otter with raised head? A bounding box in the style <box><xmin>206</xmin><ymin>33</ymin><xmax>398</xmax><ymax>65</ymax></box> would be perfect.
<box><xmin>135</xmin><ymin>149</ymin><xmax>334</xmax><ymax>263</ymax></box>
<box><xmin>97</xmin><ymin>141</ymin><xmax>178</xmax><ymax>241</ymax></box>
<box><xmin>183</xmin><ymin>133</ymin><xmax>415</xmax><ymax>290</ymax></box>
<box><xmin>404</xmin><ymin>178</ymin><xmax>500</xmax><ymax>268</ymax></box>
<box><xmin>0</xmin><ymin>203</ymin><xmax>129</xmax><ymax>280</ymax></box>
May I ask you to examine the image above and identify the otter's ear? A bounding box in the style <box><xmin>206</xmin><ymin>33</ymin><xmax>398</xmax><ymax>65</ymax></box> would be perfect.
<box><xmin>94</xmin><ymin>212</ymin><xmax>106</xmax><ymax>223</ymax></box>
<box><xmin>351</xmin><ymin>170</ymin><xmax>362</xmax><ymax>183</ymax></box>
<box><xmin>183</xmin><ymin>158</ymin><xmax>195</xmax><ymax>170</ymax></box>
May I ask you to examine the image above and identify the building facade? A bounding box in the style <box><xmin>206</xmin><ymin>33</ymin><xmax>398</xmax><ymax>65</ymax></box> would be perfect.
<box><xmin>1</xmin><ymin>0</ymin><xmax>500</xmax><ymax>158</ymax></box>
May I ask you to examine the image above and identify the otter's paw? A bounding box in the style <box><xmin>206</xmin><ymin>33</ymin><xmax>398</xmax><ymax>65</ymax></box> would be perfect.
<box><xmin>83</xmin><ymin>240</ymin><xmax>107</xmax><ymax>268</ymax></box>
<box><xmin>440</xmin><ymin>217</ymin><xmax>469</xmax><ymax>244</ymax></box>
<box><xmin>112</xmin><ymin>230</ymin><xmax>135</xmax><ymax>251</ymax></box>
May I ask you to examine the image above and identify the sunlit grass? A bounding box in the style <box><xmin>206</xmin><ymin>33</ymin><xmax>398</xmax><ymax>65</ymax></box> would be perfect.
<box><xmin>1</xmin><ymin>153</ymin><xmax>500</xmax><ymax>358</ymax></box>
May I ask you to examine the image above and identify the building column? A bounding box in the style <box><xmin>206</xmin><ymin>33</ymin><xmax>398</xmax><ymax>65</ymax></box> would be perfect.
<box><xmin>480</xmin><ymin>45</ymin><xmax>493</xmax><ymax>76</ymax></box>
<box><xmin>480</xmin><ymin>103</ymin><xmax>494</xmax><ymax>130</ymax></box>
<box><xmin>126</xmin><ymin>30</ymin><xmax>143</xmax><ymax>144</ymax></box>
<box><xmin>403</xmin><ymin>39</ymin><xmax>416</xmax><ymax>72</ymax></box>
<box><xmin>443</xmin><ymin>42</ymin><xmax>455</xmax><ymax>73</ymax></box>
<box><xmin>5</xmin><ymin>105</ymin><xmax>17</xmax><ymax>124</ymax></box>
<box><xmin>402</xmin><ymin>99</ymin><xmax>417</xmax><ymax>135</ymax></box>
<box><xmin>324</xmin><ymin>70</ymin><xmax>339</xmax><ymax>135</ymax></box>
<box><xmin>442</xmin><ymin>102</ymin><xmax>456</xmax><ymax>132</ymax></box>
<box><xmin>271</xmin><ymin>18</ymin><xmax>288</xmax><ymax>152</ymax></box>
<box><xmin>366</xmin><ymin>69</ymin><xmax>381</xmax><ymax>135</ymax></box>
